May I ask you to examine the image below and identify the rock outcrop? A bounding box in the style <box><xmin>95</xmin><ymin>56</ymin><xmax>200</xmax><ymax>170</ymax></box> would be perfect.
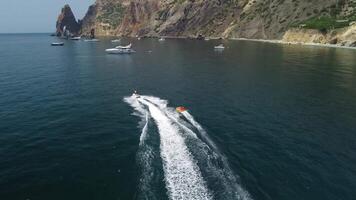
<box><xmin>56</xmin><ymin>5</ymin><xmax>81</xmax><ymax>36</ymax></box>
<box><xmin>283</xmin><ymin>24</ymin><xmax>356</xmax><ymax>46</ymax></box>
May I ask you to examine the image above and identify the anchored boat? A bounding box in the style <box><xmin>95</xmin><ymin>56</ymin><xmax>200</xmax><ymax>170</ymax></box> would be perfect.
<box><xmin>111</xmin><ymin>39</ymin><xmax>121</xmax><ymax>43</ymax></box>
<box><xmin>105</xmin><ymin>43</ymin><xmax>135</xmax><ymax>54</ymax></box>
<box><xmin>70</xmin><ymin>36</ymin><xmax>81</xmax><ymax>40</ymax></box>
<box><xmin>84</xmin><ymin>39</ymin><xmax>99</xmax><ymax>42</ymax></box>
<box><xmin>214</xmin><ymin>44</ymin><xmax>225</xmax><ymax>50</ymax></box>
<box><xmin>51</xmin><ymin>42</ymin><xmax>64</xmax><ymax>46</ymax></box>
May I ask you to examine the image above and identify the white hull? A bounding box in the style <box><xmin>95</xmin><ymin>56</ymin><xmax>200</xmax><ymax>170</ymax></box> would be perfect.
<box><xmin>214</xmin><ymin>44</ymin><xmax>225</xmax><ymax>50</ymax></box>
<box><xmin>84</xmin><ymin>39</ymin><xmax>99</xmax><ymax>42</ymax></box>
<box><xmin>51</xmin><ymin>42</ymin><xmax>64</xmax><ymax>46</ymax></box>
<box><xmin>70</xmin><ymin>37</ymin><xmax>81</xmax><ymax>40</ymax></box>
<box><xmin>105</xmin><ymin>48</ymin><xmax>135</xmax><ymax>54</ymax></box>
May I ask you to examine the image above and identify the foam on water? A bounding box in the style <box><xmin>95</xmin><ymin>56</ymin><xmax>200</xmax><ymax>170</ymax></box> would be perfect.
<box><xmin>124</xmin><ymin>96</ymin><xmax>149</xmax><ymax>145</ymax></box>
<box><xmin>181</xmin><ymin>111</ymin><xmax>217</xmax><ymax>150</ymax></box>
<box><xmin>148</xmin><ymin>97</ymin><xmax>252</xmax><ymax>200</ymax></box>
<box><xmin>124</xmin><ymin>96</ymin><xmax>158</xmax><ymax>199</ymax></box>
<box><xmin>138</xmin><ymin>97</ymin><xmax>212</xmax><ymax>200</ymax></box>
<box><xmin>125</xmin><ymin>95</ymin><xmax>252</xmax><ymax>200</ymax></box>
<box><xmin>181</xmin><ymin>111</ymin><xmax>252</xmax><ymax>200</ymax></box>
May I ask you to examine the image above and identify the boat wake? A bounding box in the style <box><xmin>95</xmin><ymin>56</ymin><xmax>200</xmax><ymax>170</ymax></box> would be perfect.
<box><xmin>124</xmin><ymin>95</ymin><xmax>252</xmax><ymax>200</ymax></box>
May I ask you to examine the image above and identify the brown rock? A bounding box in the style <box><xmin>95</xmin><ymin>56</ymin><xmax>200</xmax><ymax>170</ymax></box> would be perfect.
<box><xmin>329</xmin><ymin>38</ymin><xmax>338</xmax><ymax>44</ymax></box>
<box><xmin>349</xmin><ymin>41</ymin><xmax>356</xmax><ymax>47</ymax></box>
<box><xmin>56</xmin><ymin>4</ymin><xmax>81</xmax><ymax>37</ymax></box>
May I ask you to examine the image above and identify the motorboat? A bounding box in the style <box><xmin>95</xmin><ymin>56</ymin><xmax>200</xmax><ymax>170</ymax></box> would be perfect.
<box><xmin>84</xmin><ymin>39</ymin><xmax>99</xmax><ymax>42</ymax></box>
<box><xmin>115</xmin><ymin>43</ymin><xmax>132</xmax><ymax>49</ymax></box>
<box><xmin>51</xmin><ymin>42</ymin><xmax>64</xmax><ymax>46</ymax></box>
<box><xmin>132</xmin><ymin>90</ymin><xmax>140</xmax><ymax>98</ymax></box>
<box><xmin>106</xmin><ymin>48</ymin><xmax>136</xmax><ymax>54</ymax></box>
<box><xmin>214</xmin><ymin>44</ymin><xmax>225</xmax><ymax>50</ymax></box>
<box><xmin>158</xmin><ymin>37</ymin><xmax>165</xmax><ymax>42</ymax></box>
<box><xmin>70</xmin><ymin>36</ymin><xmax>81</xmax><ymax>40</ymax></box>
<box><xmin>111</xmin><ymin>39</ymin><xmax>121</xmax><ymax>43</ymax></box>
<box><xmin>105</xmin><ymin>43</ymin><xmax>135</xmax><ymax>54</ymax></box>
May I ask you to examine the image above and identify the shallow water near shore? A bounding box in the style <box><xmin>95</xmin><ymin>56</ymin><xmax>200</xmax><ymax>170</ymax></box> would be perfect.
<box><xmin>0</xmin><ymin>33</ymin><xmax>356</xmax><ymax>200</ymax></box>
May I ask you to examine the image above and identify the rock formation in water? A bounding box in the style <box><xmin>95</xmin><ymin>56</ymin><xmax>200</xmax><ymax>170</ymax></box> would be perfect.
<box><xmin>57</xmin><ymin>0</ymin><xmax>356</xmax><ymax>46</ymax></box>
<box><xmin>56</xmin><ymin>4</ymin><xmax>81</xmax><ymax>36</ymax></box>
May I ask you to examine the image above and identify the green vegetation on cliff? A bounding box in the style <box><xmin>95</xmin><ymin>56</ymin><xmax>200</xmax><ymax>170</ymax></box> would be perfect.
<box><xmin>295</xmin><ymin>0</ymin><xmax>356</xmax><ymax>32</ymax></box>
<box><xmin>96</xmin><ymin>3</ymin><xmax>124</xmax><ymax>27</ymax></box>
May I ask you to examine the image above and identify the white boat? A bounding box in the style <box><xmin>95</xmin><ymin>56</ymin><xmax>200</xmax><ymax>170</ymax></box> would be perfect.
<box><xmin>106</xmin><ymin>48</ymin><xmax>135</xmax><ymax>54</ymax></box>
<box><xmin>106</xmin><ymin>43</ymin><xmax>135</xmax><ymax>54</ymax></box>
<box><xmin>111</xmin><ymin>39</ymin><xmax>121</xmax><ymax>43</ymax></box>
<box><xmin>70</xmin><ymin>36</ymin><xmax>81</xmax><ymax>40</ymax></box>
<box><xmin>214</xmin><ymin>44</ymin><xmax>225</xmax><ymax>50</ymax></box>
<box><xmin>51</xmin><ymin>42</ymin><xmax>64</xmax><ymax>46</ymax></box>
<box><xmin>115</xmin><ymin>43</ymin><xmax>132</xmax><ymax>49</ymax></box>
<box><xmin>158</xmin><ymin>37</ymin><xmax>165</xmax><ymax>42</ymax></box>
<box><xmin>84</xmin><ymin>39</ymin><xmax>99</xmax><ymax>42</ymax></box>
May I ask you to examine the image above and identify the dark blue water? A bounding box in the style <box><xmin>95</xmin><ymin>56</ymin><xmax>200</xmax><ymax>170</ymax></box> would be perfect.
<box><xmin>0</xmin><ymin>34</ymin><xmax>356</xmax><ymax>200</ymax></box>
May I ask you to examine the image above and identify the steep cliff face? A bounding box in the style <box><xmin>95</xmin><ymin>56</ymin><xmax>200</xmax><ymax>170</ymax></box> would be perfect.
<box><xmin>56</xmin><ymin>5</ymin><xmax>81</xmax><ymax>36</ymax></box>
<box><xmin>68</xmin><ymin>0</ymin><xmax>356</xmax><ymax>44</ymax></box>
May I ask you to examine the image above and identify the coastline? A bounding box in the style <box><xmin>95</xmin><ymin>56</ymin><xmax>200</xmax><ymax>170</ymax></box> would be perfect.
<box><xmin>128</xmin><ymin>35</ymin><xmax>356</xmax><ymax>51</ymax></box>
<box><xmin>231</xmin><ymin>37</ymin><xmax>356</xmax><ymax>50</ymax></box>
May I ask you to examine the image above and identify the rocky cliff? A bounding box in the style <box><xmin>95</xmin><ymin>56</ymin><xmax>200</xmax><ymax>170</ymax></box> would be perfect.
<box><xmin>56</xmin><ymin>4</ymin><xmax>81</xmax><ymax>36</ymax></box>
<box><xmin>58</xmin><ymin>0</ymin><xmax>356</xmax><ymax>45</ymax></box>
<box><xmin>282</xmin><ymin>25</ymin><xmax>356</xmax><ymax>47</ymax></box>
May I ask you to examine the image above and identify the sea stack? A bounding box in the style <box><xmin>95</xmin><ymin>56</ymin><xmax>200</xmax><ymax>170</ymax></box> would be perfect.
<box><xmin>56</xmin><ymin>4</ymin><xmax>81</xmax><ymax>37</ymax></box>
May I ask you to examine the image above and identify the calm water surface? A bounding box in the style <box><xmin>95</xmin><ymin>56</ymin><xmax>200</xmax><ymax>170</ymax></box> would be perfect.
<box><xmin>0</xmin><ymin>34</ymin><xmax>356</xmax><ymax>200</ymax></box>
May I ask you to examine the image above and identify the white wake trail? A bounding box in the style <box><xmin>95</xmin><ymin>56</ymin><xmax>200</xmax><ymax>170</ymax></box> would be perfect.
<box><xmin>138</xmin><ymin>97</ymin><xmax>212</xmax><ymax>200</ymax></box>
<box><xmin>124</xmin><ymin>96</ymin><xmax>149</xmax><ymax>145</ymax></box>
<box><xmin>144</xmin><ymin>96</ymin><xmax>252</xmax><ymax>200</ymax></box>
<box><xmin>125</xmin><ymin>96</ymin><xmax>161</xmax><ymax>200</ymax></box>
<box><xmin>125</xmin><ymin>95</ymin><xmax>252</xmax><ymax>200</ymax></box>
<box><xmin>181</xmin><ymin>111</ymin><xmax>252</xmax><ymax>200</ymax></box>
<box><xmin>181</xmin><ymin>111</ymin><xmax>218</xmax><ymax>151</ymax></box>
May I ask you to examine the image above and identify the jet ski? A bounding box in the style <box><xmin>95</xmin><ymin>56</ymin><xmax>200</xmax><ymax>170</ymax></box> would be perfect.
<box><xmin>132</xmin><ymin>90</ymin><xmax>140</xmax><ymax>98</ymax></box>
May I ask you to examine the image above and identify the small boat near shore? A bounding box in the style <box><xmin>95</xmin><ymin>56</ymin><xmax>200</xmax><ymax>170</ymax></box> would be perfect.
<box><xmin>70</xmin><ymin>36</ymin><xmax>81</xmax><ymax>40</ymax></box>
<box><xmin>51</xmin><ymin>42</ymin><xmax>64</xmax><ymax>46</ymax></box>
<box><xmin>214</xmin><ymin>44</ymin><xmax>225</xmax><ymax>50</ymax></box>
<box><xmin>105</xmin><ymin>43</ymin><xmax>135</xmax><ymax>54</ymax></box>
<box><xmin>158</xmin><ymin>37</ymin><xmax>165</xmax><ymax>42</ymax></box>
<box><xmin>84</xmin><ymin>39</ymin><xmax>99</xmax><ymax>42</ymax></box>
<box><xmin>111</xmin><ymin>39</ymin><xmax>121</xmax><ymax>43</ymax></box>
<box><xmin>106</xmin><ymin>48</ymin><xmax>135</xmax><ymax>54</ymax></box>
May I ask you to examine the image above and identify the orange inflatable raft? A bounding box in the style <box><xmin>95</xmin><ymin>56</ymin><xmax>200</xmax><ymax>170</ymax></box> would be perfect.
<box><xmin>176</xmin><ymin>106</ymin><xmax>188</xmax><ymax>113</ymax></box>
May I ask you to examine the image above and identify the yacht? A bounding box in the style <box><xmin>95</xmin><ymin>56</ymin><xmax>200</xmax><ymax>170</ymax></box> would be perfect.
<box><xmin>105</xmin><ymin>43</ymin><xmax>135</xmax><ymax>54</ymax></box>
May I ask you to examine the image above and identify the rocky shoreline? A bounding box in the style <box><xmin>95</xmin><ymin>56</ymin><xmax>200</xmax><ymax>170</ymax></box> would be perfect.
<box><xmin>232</xmin><ymin>38</ymin><xmax>356</xmax><ymax>50</ymax></box>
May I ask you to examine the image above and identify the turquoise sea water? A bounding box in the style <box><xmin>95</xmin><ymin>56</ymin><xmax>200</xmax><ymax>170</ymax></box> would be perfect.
<box><xmin>0</xmin><ymin>34</ymin><xmax>356</xmax><ymax>200</ymax></box>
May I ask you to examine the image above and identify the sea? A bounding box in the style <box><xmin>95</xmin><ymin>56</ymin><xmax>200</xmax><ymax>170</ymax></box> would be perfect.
<box><xmin>0</xmin><ymin>33</ymin><xmax>355</xmax><ymax>200</ymax></box>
